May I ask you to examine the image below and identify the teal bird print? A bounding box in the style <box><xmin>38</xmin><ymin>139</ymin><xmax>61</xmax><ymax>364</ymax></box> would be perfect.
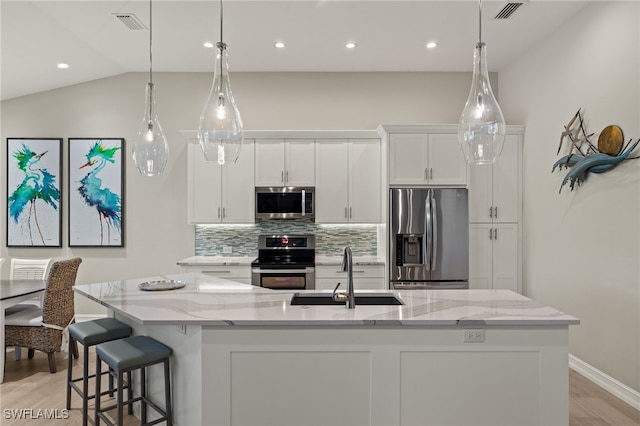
<box><xmin>78</xmin><ymin>141</ymin><xmax>122</xmax><ymax>245</ymax></box>
<box><xmin>8</xmin><ymin>144</ymin><xmax>60</xmax><ymax>245</ymax></box>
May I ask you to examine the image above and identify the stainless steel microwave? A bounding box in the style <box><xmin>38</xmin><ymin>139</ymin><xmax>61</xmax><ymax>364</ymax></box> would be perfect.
<box><xmin>255</xmin><ymin>187</ymin><xmax>315</xmax><ymax>220</ymax></box>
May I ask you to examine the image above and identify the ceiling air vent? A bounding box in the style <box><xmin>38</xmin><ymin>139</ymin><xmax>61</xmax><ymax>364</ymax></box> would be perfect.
<box><xmin>113</xmin><ymin>13</ymin><xmax>147</xmax><ymax>30</ymax></box>
<box><xmin>494</xmin><ymin>3</ymin><xmax>523</xmax><ymax>20</ymax></box>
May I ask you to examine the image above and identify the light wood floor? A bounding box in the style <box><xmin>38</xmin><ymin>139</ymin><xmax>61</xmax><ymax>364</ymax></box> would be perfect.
<box><xmin>1</xmin><ymin>347</ymin><xmax>639</xmax><ymax>425</ymax></box>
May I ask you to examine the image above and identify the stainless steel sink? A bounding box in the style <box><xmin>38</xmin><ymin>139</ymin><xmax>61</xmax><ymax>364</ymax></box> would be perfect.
<box><xmin>290</xmin><ymin>292</ymin><xmax>404</xmax><ymax>306</ymax></box>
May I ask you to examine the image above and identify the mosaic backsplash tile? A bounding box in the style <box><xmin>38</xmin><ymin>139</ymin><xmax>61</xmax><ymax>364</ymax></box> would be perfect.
<box><xmin>195</xmin><ymin>221</ymin><xmax>377</xmax><ymax>257</ymax></box>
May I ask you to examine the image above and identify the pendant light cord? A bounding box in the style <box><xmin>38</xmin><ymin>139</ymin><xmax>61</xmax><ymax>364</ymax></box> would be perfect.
<box><xmin>220</xmin><ymin>0</ymin><xmax>223</xmax><ymax>46</ymax></box>
<box><xmin>478</xmin><ymin>0</ymin><xmax>482</xmax><ymax>45</ymax></box>
<box><xmin>148</xmin><ymin>0</ymin><xmax>154</xmax><ymax>119</ymax></box>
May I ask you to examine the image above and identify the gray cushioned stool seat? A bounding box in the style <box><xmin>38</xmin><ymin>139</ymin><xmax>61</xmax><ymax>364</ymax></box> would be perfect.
<box><xmin>96</xmin><ymin>335</ymin><xmax>171</xmax><ymax>371</ymax></box>
<box><xmin>68</xmin><ymin>318</ymin><xmax>132</xmax><ymax>345</ymax></box>
<box><xmin>67</xmin><ymin>318</ymin><xmax>133</xmax><ymax>426</ymax></box>
<box><xmin>95</xmin><ymin>335</ymin><xmax>172</xmax><ymax>425</ymax></box>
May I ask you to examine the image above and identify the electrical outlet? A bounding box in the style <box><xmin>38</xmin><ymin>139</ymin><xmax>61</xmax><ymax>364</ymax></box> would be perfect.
<box><xmin>223</xmin><ymin>246</ymin><xmax>232</xmax><ymax>254</ymax></box>
<box><xmin>464</xmin><ymin>329</ymin><xmax>485</xmax><ymax>343</ymax></box>
<box><xmin>176</xmin><ymin>324</ymin><xmax>187</xmax><ymax>335</ymax></box>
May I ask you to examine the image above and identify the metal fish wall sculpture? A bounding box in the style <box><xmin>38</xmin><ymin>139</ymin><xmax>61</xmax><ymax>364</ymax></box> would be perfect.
<box><xmin>552</xmin><ymin>109</ymin><xmax>639</xmax><ymax>193</ymax></box>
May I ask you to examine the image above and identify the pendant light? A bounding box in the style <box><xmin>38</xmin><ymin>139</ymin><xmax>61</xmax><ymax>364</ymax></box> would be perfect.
<box><xmin>133</xmin><ymin>0</ymin><xmax>169</xmax><ymax>176</ymax></box>
<box><xmin>458</xmin><ymin>0</ymin><xmax>506</xmax><ymax>165</ymax></box>
<box><xmin>198</xmin><ymin>0</ymin><xmax>243</xmax><ymax>165</ymax></box>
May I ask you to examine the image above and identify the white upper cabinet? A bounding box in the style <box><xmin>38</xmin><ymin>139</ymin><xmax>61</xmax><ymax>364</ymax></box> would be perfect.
<box><xmin>468</xmin><ymin>135</ymin><xmax>520</xmax><ymax>223</ymax></box>
<box><xmin>187</xmin><ymin>140</ymin><xmax>255</xmax><ymax>224</ymax></box>
<box><xmin>389</xmin><ymin>133</ymin><xmax>467</xmax><ymax>186</ymax></box>
<box><xmin>315</xmin><ymin>139</ymin><xmax>381</xmax><ymax>223</ymax></box>
<box><xmin>255</xmin><ymin>139</ymin><xmax>315</xmax><ymax>187</ymax></box>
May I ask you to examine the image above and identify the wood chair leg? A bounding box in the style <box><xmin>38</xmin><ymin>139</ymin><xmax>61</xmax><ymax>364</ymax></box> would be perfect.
<box><xmin>47</xmin><ymin>352</ymin><xmax>57</xmax><ymax>373</ymax></box>
<box><xmin>28</xmin><ymin>349</ymin><xmax>35</xmax><ymax>359</ymax></box>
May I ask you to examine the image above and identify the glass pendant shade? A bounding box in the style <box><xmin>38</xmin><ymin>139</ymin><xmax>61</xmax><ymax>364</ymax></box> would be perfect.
<box><xmin>458</xmin><ymin>42</ymin><xmax>506</xmax><ymax>165</ymax></box>
<box><xmin>198</xmin><ymin>43</ymin><xmax>243</xmax><ymax>165</ymax></box>
<box><xmin>133</xmin><ymin>82</ymin><xmax>169</xmax><ymax>176</ymax></box>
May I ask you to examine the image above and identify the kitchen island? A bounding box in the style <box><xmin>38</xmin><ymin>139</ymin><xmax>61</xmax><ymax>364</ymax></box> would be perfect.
<box><xmin>74</xmin><ymin>273</ymin><xmax>579</xmax><ymax>426</ymax></box>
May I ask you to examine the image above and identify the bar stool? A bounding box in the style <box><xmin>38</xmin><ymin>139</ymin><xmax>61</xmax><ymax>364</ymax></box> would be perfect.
<box><xmin>95</xmin><ymin>335</ymin><xmax>172</xmax><ymax>426</ymax></box>
<box><xmin>66</xmin><ymin>318</ymin><xmax>132</xmax><ymax>426</ymax></box>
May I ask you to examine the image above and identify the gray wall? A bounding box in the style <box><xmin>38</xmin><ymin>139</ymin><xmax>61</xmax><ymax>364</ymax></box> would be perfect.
<box><xmin>1</xmin><ymin>71</ymin><xmax>476</xmax><ymax>313</ymax></box>
<box><xmin>500</xmin><ymin>1</ymin><xmax>640</xmax><ymax>392</ymax></box>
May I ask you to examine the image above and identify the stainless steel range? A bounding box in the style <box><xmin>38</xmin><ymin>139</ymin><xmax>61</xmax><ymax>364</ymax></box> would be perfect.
<box><xmin>251</xmin><ymin>235</ymin><xmax>315</xmax><ymax>290</ymax></box>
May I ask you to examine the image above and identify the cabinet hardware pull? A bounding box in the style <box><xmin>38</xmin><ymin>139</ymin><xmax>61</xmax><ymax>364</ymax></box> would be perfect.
<box><xmin>217</xmin><ymin>207</ymin><xmax>221</xmax><ymax>218</ymax></box>
<box><xmin>336</xmin><ymin>270</ymin><xmax>365</xmax><ymax>273</ymax></box>
<box><xmin>424</xmin><ymin>168</ymin><xmax>428</xmax><ymax>180</ymax></box>
<box><xmin>202</xmin><ymin>270</ymin><xmax>231</xmax><ymax>274</ymax></box>
<box><xmin>494</xmin><ymin>206</ymin><xmax>498</xmax><ymax>219</ymax></box>
<box><xmin>345</xmin><ymin>207</ymin><xmax>348</xmax><ymax>218</ymax></box>
<box><xmin>285</xmin><ymin>170</ymin><xmax>289</xmax><ymax>182</ymax></box>
<box><xmin>222</xmin><ymin>207</ymin><xmax>226</xmax><ymax>218</ymax></box>
<box><xmin>494</xmin><ymin>228</ymin><xmax>498</xmax><ymax>240</ymax></box>
<box><xmin>430</xmin><ymin>168</ymin><xmax>433</xmax><ymax>180</ymax></box>
<box><xmin>489</xmin><ymin>228</ymin><xmax>493</xmax><ymax>240</ymax></box>
<box><xmin>349</xmin><ymin>207</ymin><xmax>352</xmax><ymax>218</ymax></box>
<box><xmin>489</xmin><ymin>207</ymin><xmax>493</xmax><ymax>219</ymax></box>
<box><xmin>281</xmin><ymin>170</ymin><xmax>284</xmax><ymax>182</ymax></box>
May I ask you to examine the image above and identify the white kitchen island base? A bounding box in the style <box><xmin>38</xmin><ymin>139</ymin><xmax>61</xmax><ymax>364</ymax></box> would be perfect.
<box><xmin>75</xmin><ymin>274</ymin><xmax>578</xmax><ymax>426</ymax></box>
<box><xmin>133</xmin><ymin>323</ymin><xmax>570</xmax><ymax>426</ymax></box>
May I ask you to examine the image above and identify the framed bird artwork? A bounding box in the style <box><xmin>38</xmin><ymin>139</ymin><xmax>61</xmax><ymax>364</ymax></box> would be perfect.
<box><xmin>6</xmin><ymin>138</ymin><xmax>63</xmax><ymax>247</ymax></box>
<box><xmin>68</xmin><ymin>138</ymin><xmax>124</xmax><ymax>247</ymax></box>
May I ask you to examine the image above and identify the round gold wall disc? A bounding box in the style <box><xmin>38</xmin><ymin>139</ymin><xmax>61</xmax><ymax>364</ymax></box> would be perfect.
<box><xmin>598</xmin><ymin>125</ymin><xmax>623</xmax><ymax>155</ymax></box>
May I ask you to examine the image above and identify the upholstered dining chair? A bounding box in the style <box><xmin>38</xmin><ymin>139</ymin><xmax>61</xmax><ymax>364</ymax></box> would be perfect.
<box><xmin>4</xmin><ymin>258</ymin><xmax>82</xmax><ymax>373</ymax></box>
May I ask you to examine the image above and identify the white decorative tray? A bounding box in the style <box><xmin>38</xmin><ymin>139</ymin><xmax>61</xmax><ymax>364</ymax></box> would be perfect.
<box><xmin>138</xmin><ymin>280</ymin><xmax>187</xmax><ymax>291</ymax></box>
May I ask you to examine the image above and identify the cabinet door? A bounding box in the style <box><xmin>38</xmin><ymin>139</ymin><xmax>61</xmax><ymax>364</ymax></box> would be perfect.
<box><xmin>492</xmin><ymin>223</ymin><xmax>519</xmax><ymax>292</ymax></box>
<box><xmin>254</xmin><ymin>139</ymin><xmax>285</xmax><ymax>186</ymax></box>
<box><xmin>315</xmin><ymin>140</ymin><xmax>349</xmax><ymax>223</ymax></box>
<box><xmin>285</xmin><ymin>139</ymin><xmax>315</xmax><ymax>186</ymax></box>
<box><xmin>348</xmin><ymin>139</ymin><xmax>381</xmax><ymax>223</ymax></box>
<box><xmin>222</xmin><ymin>139</ymin><xmax>255</xmax><ymax>223</ymax></box>
<box><xmin>468</xmin><ymin>224</ymin><xmax>492</xmax><ymax>290</ymax></box>
<box><xmin>187</xmin><ymin>143</ymin><xmax>222</xmax><ymax>224</ymax></box>
<box><xmin>468</xmin><ymin>164</ymin><xmax>493</xmax><ymax>223</ymax></box>
<box><xmin>389</xmin><ymin>134</ymin><xmax>428</xmax><ymax>185</ymax></box>
<box><xmin>493</xmin><ymin>135</ymin><xmax>519</xmax><ymax>223</ymax></box>
<box><xmin>428</xmin><ymin>134</ymin><xmax>467</xmax><ymax>185</ymax></box>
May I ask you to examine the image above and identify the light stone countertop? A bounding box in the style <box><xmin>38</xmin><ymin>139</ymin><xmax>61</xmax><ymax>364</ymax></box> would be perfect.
<box><xmin>178</xmin><ymin>255</ymin><xmax>384</xmax><ymax>266</ymax></box>
<box><xmin>74</xmin><ymin>273</ymin><xmax>579</xmax><ymax>327</ymax></box>
<box><xmin>177</xmin><ymin>256</ymin><xmax>255</xmax><ymax>266</ymax></box>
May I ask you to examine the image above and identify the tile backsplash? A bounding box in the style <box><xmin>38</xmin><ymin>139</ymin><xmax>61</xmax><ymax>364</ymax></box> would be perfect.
<box><xmin>195</xmin><ymin>221</ymin><xmax>378</xmax><ymax>257</ymax></box>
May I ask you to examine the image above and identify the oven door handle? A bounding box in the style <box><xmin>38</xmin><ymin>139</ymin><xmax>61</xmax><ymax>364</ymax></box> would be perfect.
<box><xmin>252</xmin><ymin>268</ymin><xmax>314</xmax><ymax>274</ymax></box>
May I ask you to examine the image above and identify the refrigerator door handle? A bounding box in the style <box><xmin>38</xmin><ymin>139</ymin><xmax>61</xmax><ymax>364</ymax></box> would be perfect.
<box><xmin>425</xmin><ymin>189</ymin><xmax>432</xmax><ymax>271</ymax></box>
<box><xmin>431</xmin><ymin>192</ymin><xmax>438</xmax><ymax>271</ymax></box>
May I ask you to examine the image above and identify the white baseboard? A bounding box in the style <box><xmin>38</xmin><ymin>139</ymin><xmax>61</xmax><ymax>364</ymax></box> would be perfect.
<box><xmin>569</xmin><ymin>354</ymin><xmax>640</xmax><ymax>411</ymax></box>
<box><xmin>74</xmin><ymin>313</ymin><xmax>108</xmax><ymax>322</ymax></box>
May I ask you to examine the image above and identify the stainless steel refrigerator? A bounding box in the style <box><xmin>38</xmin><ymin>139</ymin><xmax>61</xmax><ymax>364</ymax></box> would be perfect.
<box><xmin>390</xmin><ymin>188</ymin><xmax>469</xmax><ymax>289</ymax></box>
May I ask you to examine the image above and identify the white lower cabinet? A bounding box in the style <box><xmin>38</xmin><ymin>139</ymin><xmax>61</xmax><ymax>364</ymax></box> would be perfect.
<box><xmin>315</xmin><ymin>265</ymin><xmax>385</xmax><ymax>291</ymax></box>
<box><xmin>179</xmin><ymin>265</ymin><xmax>251</xmax><ymax>285</ymax></box>
<box><xmin>469</xmin><ymin>223</ymin><xmax>519</xmax><ymax>292</ymax></box>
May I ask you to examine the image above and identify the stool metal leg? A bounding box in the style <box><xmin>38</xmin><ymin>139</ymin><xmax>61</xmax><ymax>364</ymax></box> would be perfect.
<box><xmin>81</xmin><ymin>342</ymin><xmax>90</xmax><ymax>426</ymax></box>
<box><xmin>95</xmin><ymin>354</ymin><xmax>102</xmax><ymax>426</ymax></box>
<box><xmin>127</xmin><ymin>371</ymin><xmax>133</xmax><ymax>415</ymax></box>
<box><xmin>117</xmin><ymin>370</ymin><xmax>124</xmax><ymax>426</ymax></box>
<box><xmin>66</xmin><ymin>335</ymin><xmax>73</xmax><ymax>410</ymax></box>
<box><xmin>165</xmin><ymin>358</ymin><xmax>172</xmax><ymax>426</ymax></box>
<box><xmin>141</xmin><ymin>367</ymin><xmax>147</xmax><ymax>424</ymax></box>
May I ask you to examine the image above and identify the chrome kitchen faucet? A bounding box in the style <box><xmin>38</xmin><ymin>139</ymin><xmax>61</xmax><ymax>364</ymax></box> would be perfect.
<box><xmin>332</xmin><ymin>246</ymin><xmax>355</xmax><ymax>309</ymax></box>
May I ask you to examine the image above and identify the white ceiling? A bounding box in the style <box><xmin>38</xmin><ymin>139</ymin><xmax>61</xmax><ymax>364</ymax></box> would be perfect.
<box><xmin>1</xmin><ymin>0</ymin><xmax>589</xmax><ymax>101</ymax></box>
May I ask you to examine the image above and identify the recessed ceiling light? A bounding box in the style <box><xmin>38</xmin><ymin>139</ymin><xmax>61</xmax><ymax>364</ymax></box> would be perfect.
<box><xmin>346</xmin><ymin>42</ymin><xmax>357</xmax><ymax>49</ymax></box>
<box><xmin>57</xmin><ymin>63</ymin><xmax>69</xmax><ymax>69</ymax></box>
<box><xmin>426</xmin><ymin>41</ymin><xmax>438</xmax><ymax>49</ymax></box>
<box><xmin>275</xmin><ymin>42</ymin><xmax>285</xmax><ymax>49</ymax></box>
<box><xmin>203</xmin><ymin>42</ymin><xmax>214</xmax><ymax>48</ymax></box>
